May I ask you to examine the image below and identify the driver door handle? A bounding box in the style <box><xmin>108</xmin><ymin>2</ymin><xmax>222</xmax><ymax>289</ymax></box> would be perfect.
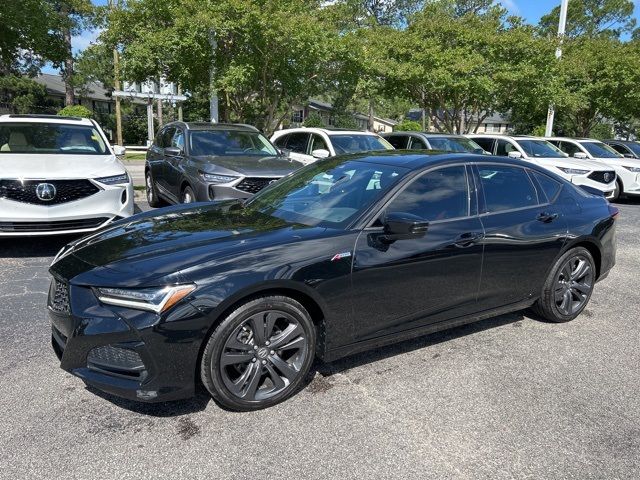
<box><xmin>452</xmin><ymin>232</ymin><xmax>483</xmax><ymax>248</ymax></box>
<box><xmin>537</xmin><ymin>212</ymin><xmax>558</xmax><ymax>223</ymax></box>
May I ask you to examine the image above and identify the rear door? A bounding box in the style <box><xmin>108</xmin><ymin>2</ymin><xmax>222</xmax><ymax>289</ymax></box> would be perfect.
<box><xmin>284</xmin><ymin>132</ymin><xmax>312</xmax><ymax>165</ymax></box>
<box><xmin>165</xmin><ymin>127</ymin><xmax>186</xmax><ymax>199</ymax></box>
<box><xmin>408</xmin><ymin>136</ymin><xmax>429</xmax><ymax>150</ymax></box>
<box><xmin>385</xmin><ymin>135</ymin><xmax>410</xmax><ymax>149</ymax></box>
<box><xmin>154</xmin><ymin>126</ymin><xmax>175</xmax><ymax>195</ymax></box>
<box><xmin>473</xmin><ymin>163</ymin><xmax>568</xmax><ymax>310</ymax></box>
<box><xmin>472</xmin><ymin>137</ymin><xmax>496</xmax><ymax>154</ymax></box>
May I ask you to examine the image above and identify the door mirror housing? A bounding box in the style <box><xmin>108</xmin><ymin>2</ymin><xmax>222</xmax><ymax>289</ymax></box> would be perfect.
<box><xmin>112</xmin><ymin>145</ymin><xmax>126</xmax><ymax>156</ymax></box>
<box><xmin>623</xmin><ymin>153</ymin><xmax>636</xmax><ymax>158</ymax></box>
<box><xmin>507</xmin><ymin>151</ymin><xmax>523</xmax><ymax>159</ymax></box>
<box><xmin>164</xmin><ymin>146</ymin><xmax>182</xmax><ymax>157</ymax></box>
<box><xmin>382</xmin><ymin>212</ymin><xmax>429</xmax><ymax>241</ymax></box>
<box><xmin>312</xmin><ymin>148</ymin><xmax>331</xmax><ymax>159</ymax></box>
<box><xmin>573</xmin><ymin>152</ymin><xmax>588</xmax><ymax>159</ymax></box>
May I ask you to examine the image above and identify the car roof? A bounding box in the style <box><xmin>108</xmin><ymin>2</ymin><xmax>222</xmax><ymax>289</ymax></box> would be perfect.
<box><xmin>164</xmin><ymin>121</ymin><xmax>261</xmax><ymax>132</ymax></box>
<box><xmin>346</xmin><ymin>150</ymin><xmax>531</xmax><ymax>170</ymax></box>
<box><xmin>603</xmin><ymin>139</ymin><xmax>639</xmax><ymax>144</ymax></box>
<box><xmin>0</xmin><ymin>114</ymin><xmax>94</xmax><ymax>126</ymax></box>
<box><xmin>382</xmin><ymin>131</ymin><xmax>467</xmax><ymax>139</ymax></box>
<box><xmin>273</xmin><ymin>127</ymin><xmax>373</xmax><ymax>136</ymax></box>
<box><xmin>546</xmin><ymin>137</ymin><xmax>599</xmax><ymax>143</ymax></box>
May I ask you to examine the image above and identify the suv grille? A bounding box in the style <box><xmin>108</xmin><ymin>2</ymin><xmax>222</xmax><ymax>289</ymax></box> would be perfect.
<box><xmin>0</xmin><ymin>179</ymin><xmax>100</xmax><ymax>205</ymax></box>
<box><xmin>0</xmin><ymin>217</ymin><xmax>108</xmax><ymax>232</ymax></box>
<box><xmin>236</xmin><ymin>177</ymin><xmax>279</xmax><ymax>195</ymax></box>
<box><xmin>49</xmin><ymin>278</ymin><xmax>70</xmax><ymax>313</ymax></box>
<box><xmin>588</xmin><ymin>171</ymin><xmax>616</xmax><ymax>184</ymax></box>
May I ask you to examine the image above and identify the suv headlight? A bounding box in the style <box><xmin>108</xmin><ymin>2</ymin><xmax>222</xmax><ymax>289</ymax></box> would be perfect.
<box><xmin>95</xmin><ymin>285</ymin><xmax>196</xmax><ymax>313</ymax></box>
<box><xmin>95</xmin><ymin>173</ymin><xmax>130</xmax><ymax>185</ymax></box>
<box><xmin>199</xmin><ymin>171</ymin><xmax>237</xmax><ymax>184</ymax></box>
<box><xmin>623</xmin><ymin>166</ymin><xmax>640</xmax><ymax>173</ymax></box>
<box><xmin>557</xmin><ymin>167</ymin><xmax>590</xmax><ymax>175</ymax></box>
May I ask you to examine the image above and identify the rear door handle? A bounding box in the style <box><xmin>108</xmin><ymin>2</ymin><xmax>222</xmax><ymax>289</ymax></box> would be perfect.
<box><xmin>537</xmin><ymin>212</ymin><xmax>559</xmax><ymax>223</ymax></box>
<box><xmin>452</xmin><ymin>232</ymin><xmax>483</xmax><ymax>248</ymax></box>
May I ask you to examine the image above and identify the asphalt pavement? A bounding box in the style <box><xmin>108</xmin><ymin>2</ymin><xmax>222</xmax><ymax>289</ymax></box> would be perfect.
<box><xmin>0</xmin><ymin>200</ymin><xmax>639</xmax><ymax>479</ymax></box>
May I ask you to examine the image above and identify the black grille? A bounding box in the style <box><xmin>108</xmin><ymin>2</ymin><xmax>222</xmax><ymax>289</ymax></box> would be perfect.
<box><xmin>235</xmin><ymin>177</ymin><xmax>280</xmax><ymax>194</ymax></box>
<box><xmin>588</xmin><ymin>171</ymin><xmax>616</xmax><ymax>184</ymax></box>
<box><xmin>0</xmin><ymin>179</ymin><xmax>100</xmax><ymax>205</ymax></box>
<box><xmin>0</xmin><ymin>217</ymin><xmax>108</xmax><ymax>232</ymax></box>
<box><xmin>49</xmin><ymin>278</ymin><xmax>70</xmax><ymax>313</ymax></box>
<box><xmin>87</xmin><ymin>345</ymin><xmax>147</xmax><ymax>380</ymax></box>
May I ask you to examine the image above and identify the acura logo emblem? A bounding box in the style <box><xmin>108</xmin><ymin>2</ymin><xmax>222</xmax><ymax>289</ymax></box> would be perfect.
<box><xmin>35</xmin><ymin>183</ymin><xmax>56</xmax><ymax>201</ymax></box>
<box><xmin>604</xmin><ymin>173</ymin><xmax>613</xmax><ymax>183</ymax></box>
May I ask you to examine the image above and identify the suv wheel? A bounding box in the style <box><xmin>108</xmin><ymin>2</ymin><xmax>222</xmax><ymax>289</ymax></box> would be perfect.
<box><xmin>200</xmin><ymin>296</ymin><xmax>316</xmax><ymax>411</ymax></box>
<box><xmin>611</xmin><ymin>179</ymin><xmax>623</xmax><ymax>202</ymax></box>
<box><xmin>532</xmin><ymin>247</ymin><xmax>596</xmax><ymax>323</ymax></box>
<box><xmin>145</xmin><ymin>170</ymin><xmax>166</xmax><ymax>208</ymax></box>
<box><xmin>181</xmin><ymin>185</ymin><xmax>195</xmax><ymax>204</ymax></box>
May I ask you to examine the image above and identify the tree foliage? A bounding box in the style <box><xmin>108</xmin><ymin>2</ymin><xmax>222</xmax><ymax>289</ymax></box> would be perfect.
<box><xmin>58</xmin><ymin>104</ymin><xmax>93</xmax><ymax>118</ymax></box>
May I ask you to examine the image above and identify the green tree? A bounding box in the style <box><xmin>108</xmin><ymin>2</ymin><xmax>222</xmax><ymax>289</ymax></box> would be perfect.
<box><xmin>58</xmin><ymin>104</ymin><xmax>93</xmax><ymax>117</ymax></box>
<box><xmin>303</xmin><ymin>112</ymin><xmax>326</xmax><ymax>127</ymax></box>
<box><xmin>0</xmin><ymin>76</ymin><xmax>54</xmax><ymax>113</ymax></box>
<box><xmin>395</xmin><ymin>119</ymin><xmax>422</xmax><ymax>131</ymax></box>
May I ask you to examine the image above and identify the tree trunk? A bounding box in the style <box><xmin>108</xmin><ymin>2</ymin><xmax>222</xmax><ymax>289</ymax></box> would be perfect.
<box><xmin>60</xmin><ymin>3</ymin><xmax>74</xmax><ymax>106</ymax></box>
<box><xmin>368</xmin><ymin>99</ymin><xmax>374</xmax><ymax>132</ymax></box>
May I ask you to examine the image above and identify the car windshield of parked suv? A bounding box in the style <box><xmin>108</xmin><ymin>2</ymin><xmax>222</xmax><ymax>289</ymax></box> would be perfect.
<box><xmin>580</xmin><ymin>141</ymin><xmax>621</xmax><ymax>158</ymax></box>
<box><xmin>329</xmin><ymin>134</ymin><xmax>393</xmax><ymax>155</ymax></box>
<box><xmin>427</xmin><ymin>137</ymin><xmax>485</xmax><ymax>153</ymax></box>
<box><xmin>189</xmin><ymin>130</ymin><xmax>278</xmax><ymax>157</ymax></box>
<box><xmin>0</xmin><ymin>122</ymin><xmax>108</xmax><ymax>155</ymax></box>
<box><xmin>516</xmin><ymin>140</ymin><xmax>567</xmax><ymax>158</ymax></box>
<box><xmin>245</xmin><ymin>158</ymin><xmax>406</xmax><ymax>228</ymax></box>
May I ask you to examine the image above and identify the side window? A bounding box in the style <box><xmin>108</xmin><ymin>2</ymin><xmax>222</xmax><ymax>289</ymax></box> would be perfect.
<box><xmin>161</xmin><ymin>127</ymin><xmax>175</xmax><ymax>149</ymax></box>
<box><xmin>472</xmin><ymin>138</ymin><xmax>495</xmax><ymax>153</ymax></box>
<box><xmin>409</xmin><ymin>138</ymin><xmax>429</xmax><ymax>150</ymax></box>
<box><xmin>285</xmin><ymin>132</ymin><xmax>310</xmax><ymax>153</ymax></box>
<box><xmin>386</xmin><ymin>135</ymin><xmax>409</xmax><ymax>149</ymax></box>
<box><xmin>530</xmin><ymin>170</ymin><xmax>562</xmax><ymax>203</ymax></box>
<box><xmin>172</xmin><ymin>129</ymin><xmax>184</xmax><ymax>150</ymax></box>
<box><xmin>609</xmin><ymin>143</ymin><xmax>628</xmax><ymax>155</ymax></box>
<box><xmin>387</xmin><ymin>166</ymin><xmax>469</xmax><ymax>221</ymax></box>
<box><xmin>309</xmin><ymin>134</ymin><xmax>328</xmax><ymax>153</ymax></box>
<box><xmin>495</xmin><ymin>139</ymin><xmax>517</xmax><ymax>156</ymax></box>
<box><xmin>559</xmin><ymin>141</ymin><xmax>580</xmax><ymax>156</ymax></box>
<box><xmin>273</xmin><ymin>134</ymin><xmax>289</xmax><ymax>148</ymax></box>
<box><xmin>478</xmin><ymin>165</ymin><xmax>538</xmax><ymax>212</ymax></box>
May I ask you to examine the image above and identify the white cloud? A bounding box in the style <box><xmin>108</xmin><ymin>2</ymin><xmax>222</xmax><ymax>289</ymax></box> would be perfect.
<box><xmin>500</xmin><ymin>0</ymin><xmax>519</xmax><ymax>14</ymax></box>
<box><xmin>71</xmin><ymin>28</ymin><xmax>103</xmax><ymax>54</ymax></box>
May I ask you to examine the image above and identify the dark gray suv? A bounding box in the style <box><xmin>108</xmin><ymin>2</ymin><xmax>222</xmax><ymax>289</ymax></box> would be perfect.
<box><xmin>145</xmin><ymin>122</ymin><xmax>304</xmax><ymax>206</ymax></box>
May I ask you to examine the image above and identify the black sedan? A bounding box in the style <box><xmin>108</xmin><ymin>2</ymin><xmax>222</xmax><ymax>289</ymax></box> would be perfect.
<box><xmin>48</xmin><ymin>152</ymin><xmax>617</xmax><ymax>410</ymax></box>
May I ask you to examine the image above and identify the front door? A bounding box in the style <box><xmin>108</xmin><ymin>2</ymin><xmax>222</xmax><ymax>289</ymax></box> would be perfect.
<box><xmin>348</xmin><ymin>165</ymin><xmax>484</xmax><ymax>344</ymax></box>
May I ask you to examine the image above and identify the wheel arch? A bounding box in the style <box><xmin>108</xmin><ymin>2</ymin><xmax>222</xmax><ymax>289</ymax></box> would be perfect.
<box><xmin>562</xmin><ymin>237</ymin><xmax>603</xmax><ymax>279</ymax></box>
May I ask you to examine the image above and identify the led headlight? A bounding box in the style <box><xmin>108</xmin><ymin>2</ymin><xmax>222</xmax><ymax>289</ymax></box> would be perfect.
<box><xmin>557</xmin><ymin>167</ymin><xmax>590</xmax><ymax>175</ymax></box>
<box><xmin>199</xmin><ymin>171</ymin><xmax>237</xmax><ymax>184</ymax></box>
<box><xmin>623</xmin><ymin>166</ymin><xmax>640</xmax><ymax>173</ymax></box>
<box><xmin>95</xmin><ymin>285</ymin><xmax>196</xmax><ymax>313</ymax></box>
<box><xmin>95</xmin><ymin>173</ymin><xmax>130</xmax><ymax>185</ymax></box>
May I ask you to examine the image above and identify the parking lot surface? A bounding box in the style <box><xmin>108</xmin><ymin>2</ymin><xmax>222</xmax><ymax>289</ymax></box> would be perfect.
<box><xmin>1</xmin><ymin>201</ymin><xmax>639</xmax><ymax>479</ymax></box>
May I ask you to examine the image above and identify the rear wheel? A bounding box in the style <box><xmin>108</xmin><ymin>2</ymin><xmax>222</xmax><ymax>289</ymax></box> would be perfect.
<box><xmin>145</xmin><ymin>170</ymin><xmax>166</xmax><ymax>208</ymax></box>
<box><xmin>200</xmin><ymin>296</ymin><xmax>316</xmax><ymax>411</ymax></box>
<box><xmin>532</xmin><ymin>247</ymin><xmax>596</xmax><ymax>323</ymax></box>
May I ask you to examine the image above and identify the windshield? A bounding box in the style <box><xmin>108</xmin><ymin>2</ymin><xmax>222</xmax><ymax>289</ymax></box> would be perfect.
<box><xmin>516</xmin><ymin>140</ymin><xmax>567</xmax><ymax>158</ymax></box>
<box><xmin>428</xmin><ymin>137</ymin><xmax>485</xmax><ymax>153</ymax></box>
<box><xmin>625</xmin><ymin>142</ymin><xmax>640</xmax><ymax>156</ymax></box>
<box><xmin>0</xmin><ymin>122</ymin><xmax>107</xmax><ymax>155</ymax></box>
<box><xmin>581</xmin><ymin>141</ymin><xmax>621</xmax><ymax>158</ymax></box>
<box><xmin>329</xmin><ymin>134</ymin><xmax>393</xmax><ymax>155</ymax></box>
<box><xmin>245</xmin><ymin>158</ymin><xmax>407</xmax><ymax>228</ymax></box>
<box><xmin>189</xmin><ymin>130</ymin><xmax>278</xmax><ymax>156</ymax></box>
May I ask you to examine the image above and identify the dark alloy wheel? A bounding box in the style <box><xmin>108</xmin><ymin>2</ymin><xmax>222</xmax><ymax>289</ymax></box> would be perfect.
<box><xmin>200</xmin><ymin>296</ymin><xmax>315</xmax><ymax>411</ymax></box>
<box><xmin>145</xmin><ymin>170</ymin><xmax>165</xmax><ymax>208</ymax></box>
<box><xmin>533</xmin><ymin>247</ymin><xmax>596</xmax><ymax>322</ymax></box>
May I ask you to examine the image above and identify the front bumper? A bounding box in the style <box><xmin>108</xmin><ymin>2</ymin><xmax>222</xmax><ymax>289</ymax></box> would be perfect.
<box><xmin>47</xmin><ymin>279</ymin><xmax>208</xmax><ymax>403</ymax></box>
<box><xmin>569</xmin><ymin>175</ymin><xmax>616</xmax><ymax>199</ymax></box>
<box><xmin>0</xmin><ymin>182</ymin><xmax>134</xmax><ymax>236</ymax></box>
<box><xmin>194</xmin><ymin>176</ymin><xmax>282</xmax><ymax>202</ymax></box>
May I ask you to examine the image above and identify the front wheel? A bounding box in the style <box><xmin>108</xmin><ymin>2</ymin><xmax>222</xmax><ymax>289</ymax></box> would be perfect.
<box><xmin>611</xmin><ymin>179</ymin><xmax>623</xmax><ymax>202</ymax></box>
<box><xmin>532</xmin><ymin>247</ymin><xmax>596</xmax><ymax>323</ymax></box>
<box><xmin>200</xmin><ymin>296</ymin><xmax>316</xmax><ymax>411</ymax></box>
<box><xmin>181</xmin><ymin>185</ymin><xmax>196</xmax><ymax>204</ymax></box>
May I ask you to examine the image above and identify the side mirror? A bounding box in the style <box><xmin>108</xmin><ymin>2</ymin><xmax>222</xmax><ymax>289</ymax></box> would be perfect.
<box><xmin>472</xmin><ymin>148</ymin><xmax>486</xmax><ymax>155</ymax></box>
<box><xmin>164</xmin><ymin>146</ymin><xmax>182</xmax><ymax>157</ymax></box>
<box><xmin>623</xmin><ymin>153</ymin><xmax>636</xmax><ymax>158</ymax></box>
<box><xmin>574</xmin><ymin>152</ymin><xmax>588</xmax><ymax>159</ymax></box>
<box><xmin>312</xmin><ymin>148</ymin><xmax>331</xmax><ymax>159</ymax></box>
<box><xmin>507</xmin><ymin>151</ymin><xmax>523</xmax><ymax>159</ymax></box>
<box><xmin>113</xmin><ymin>145</ymin><xmax>126</xmax><ymax>156</ymax></box>
<box><xmin>279</xmin><ymin>148</ymin><xmax>291</xmax><ymax>158</ymax></box>
<box><xmin>382</xmin><ymin>212</ymin><xmax>429</xmax><ymax>242</ymax></box>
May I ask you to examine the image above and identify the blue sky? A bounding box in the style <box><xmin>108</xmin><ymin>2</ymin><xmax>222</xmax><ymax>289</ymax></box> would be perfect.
<box><xmin>45</xmin><ymin>0</ymin><xmax>640</xmax><ymax>74</ymax></box>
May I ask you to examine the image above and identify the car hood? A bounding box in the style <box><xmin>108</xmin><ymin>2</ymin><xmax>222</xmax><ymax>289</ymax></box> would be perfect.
<box><xmin>55</xmin><ymin>201</ymin><xmax>327</xmax><ymax>287</ymax></box>
<box><xmin>532</xmin><ymin>156</ymin><xmax>612</xmax><ymax>171</ymax></box>
<box><xmin>194</xmin><ymin>155</ymin><xmax>304</xmax><ymax>177</ymax></box>
<box><xmin>0</xmin><ymin>153</ymin><xmax>125</xmax><ymax>179</ymax></box>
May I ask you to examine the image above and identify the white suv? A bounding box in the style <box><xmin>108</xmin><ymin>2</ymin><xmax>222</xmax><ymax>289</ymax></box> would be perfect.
<box><xmin>0</xmin><ymin>114</ymin><xmax>134</xmax><ymax>236</ymax></box>
<box><xmin>270</xmin><ymin>127</ymin><xmax>393</xmax><ymax>165</ymax></box>
<box><xmin>546</xmin><ymin>137</ymin><xmax>640</xmax><ymax>200</ymax></box>
<box><xmin>468</xmin><ymin>134</ymin><xmax>617</xmax><ymax>198</ymax></box>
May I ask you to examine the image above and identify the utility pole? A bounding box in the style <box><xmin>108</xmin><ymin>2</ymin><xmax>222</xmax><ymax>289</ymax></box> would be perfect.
<box><xmin>545</xmin><ymin>0</ymin><xmax>569</xmax><ymax>137</ymax></box>
<box><xmin>209</xmin><ymin>30</ymin><xmax>219</xmax><ymax>123</ymax></box>
<box><xmin>109</xmin><ymin>0</ymin><xmax>123</xmax><ymax>145</ymax></box>
<box><xmin>177</xmin><ymin>84</ymin><xmax>183</xmax><ymax>121</ymax></box>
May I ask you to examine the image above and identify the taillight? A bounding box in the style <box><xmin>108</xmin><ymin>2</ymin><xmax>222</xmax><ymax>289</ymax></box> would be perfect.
<box><xmin>608</xmin><ymin>204</ymin><xmax>620</xmax><ymax>220</ymax></box>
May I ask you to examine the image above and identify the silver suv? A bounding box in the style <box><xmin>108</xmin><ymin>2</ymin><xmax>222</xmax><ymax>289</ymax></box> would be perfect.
<box><xmin>145</xmin><ymin>122</ymin><xmax>304</xmax><ymax>206</ymax></box>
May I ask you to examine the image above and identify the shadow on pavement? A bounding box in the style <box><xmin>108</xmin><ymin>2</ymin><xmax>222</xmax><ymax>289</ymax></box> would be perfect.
<box><xmin>0</xmin><ymin>235</ymin><xmax>78</xmax><ymax>258</ymax></box>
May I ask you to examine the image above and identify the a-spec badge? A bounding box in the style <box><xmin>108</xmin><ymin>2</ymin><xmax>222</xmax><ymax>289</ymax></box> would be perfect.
<box><xmin>331</xmin><ymin>252</ymin><xmax>352</xmax><ymax>262</ymax></box>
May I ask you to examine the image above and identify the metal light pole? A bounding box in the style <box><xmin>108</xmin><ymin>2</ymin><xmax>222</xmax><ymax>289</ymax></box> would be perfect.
<box><xmin>209</xmin><ymin>30</ymin><xmax>219</xmax><ymax>123</ymax></box>
<box><xmin>545</xmin><ymin>0</ymin><xmax>570</xmax><ymax>137</ymax></box>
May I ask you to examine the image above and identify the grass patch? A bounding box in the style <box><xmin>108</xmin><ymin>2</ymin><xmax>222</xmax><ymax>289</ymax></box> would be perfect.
<box><xmin>124</xmin><ymin>151</ymin><xmax>147</xmax><ymax>161</ymax></box>
<box><xmin>133</xmin><ymin>185</ymin><xmax>146</xmax><ymax>191</ymax></box>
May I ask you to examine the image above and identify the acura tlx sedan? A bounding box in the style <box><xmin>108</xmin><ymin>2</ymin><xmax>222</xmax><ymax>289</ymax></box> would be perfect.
<box><xmin>48</xmin><ymin>152</ymin><xmax>617</xmax><ymax>411</ymax></box>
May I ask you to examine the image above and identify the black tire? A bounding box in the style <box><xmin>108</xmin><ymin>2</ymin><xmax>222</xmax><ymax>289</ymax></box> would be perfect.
<box><xmin>611</xmin><ymin>179</ymin><xmax>623</xmax><ymax>202</ymax></box>
<box><xmin>145</xmin><ymin>169</ymin><xmax>166</xmax><ymax>208</ymax></box>
<box><xmin>181</xmin><ymin>185</ymin><xmax>196</xmax><ymax>204</ymax></box>
<box><xmin>200</xmin><ymin>296</ymin><xmax>316</xmax><ymax>411</ymax></box>
<box><xmin>532</xmin><ymin>247</ymin><xmax>596</xmax><ymax>323</ymax></box>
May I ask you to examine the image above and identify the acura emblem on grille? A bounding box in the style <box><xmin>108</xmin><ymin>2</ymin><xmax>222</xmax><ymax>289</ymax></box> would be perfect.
<box><xmin>604</xmin><ymin>173</ymin><xmax>613</xmax><ymax>183</ymax></box>
<box><xmin>35</xmin><ymin>183</ymin><xmax>57</xmax><ymax>201</ymax></box>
